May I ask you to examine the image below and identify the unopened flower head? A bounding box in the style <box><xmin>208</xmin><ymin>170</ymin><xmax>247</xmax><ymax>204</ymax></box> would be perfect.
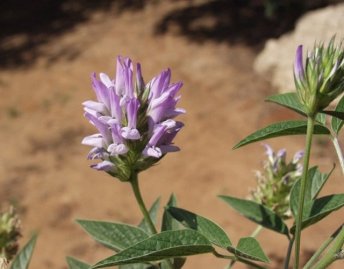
<box><xmin>250</xmin><ymin>144</ymin><xmax>303</xmax><ymax>219</ymax></box>
<box><xmin>0</xmin><ymin>207</ymin><xmax>21</xmax><ymax>261</ymax></box>
<box><xmin>294</xmin><ymin>37</ymin><xmax>344</xmax><ymax>116</ymax></box>
<box><xmin>82</xmin><ymin>56</ymin><xmax>185</xmax><ymax>181</ymax></box>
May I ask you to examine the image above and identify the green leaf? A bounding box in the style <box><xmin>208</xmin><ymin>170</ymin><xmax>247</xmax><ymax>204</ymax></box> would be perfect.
<box><xmin>139</xmin><ymin>197</ymin><xmax>160</xmax><ymax>234</ymax></box>
<box><xmin>167</xmin><ymin>207</ymin><xmax>232</xmax><ymax>248</ymax></box>
<box><xmin>302</xmin><ymin>194</ymin><xmax>344</xmax><ymax>229</ymax></box>
<box><xmin>219</xmin><ymin>196</ymin><xmax>289</xmax><ymax>237</ymax></box>
<box><xmin>227</xmin><ymin>237</ymin><xmax>269</xmax><ymax>263</ymax></box>
<box><xmin>266</xmin><ymin>92</ymin><xmax>306</xmax><ymax>116</ymax></box>
<box><xmin>160</xmin><ymin>258</ymin><xmax>186</xmax><ymax>269</ymax></box>
<box><xmin>291</xmin><ymin>194</ymin><xmax>344</xmax><ymax>233</ymax></box>
<box><xmin>311</xmin><ymin>166</ymin><xmax>334</xmax><ymax>200</ymax></box>
<box><xmin>66</xmin><ymin>257</ymin><xmax>91</xmax><ymax>269</ymax></box>
<box><xmin>119</xmin><ymin>263</ymin><xmax>153</xmax><ymax>269</ymax></box>
<box><xmin>77</xmin><ymin>220</ymin><xmax>149</xmax><ymax>251</ymax></box>
<box><xmin>322</xmin><ymin>111</ymin><xmax>344</xmax><ymax>121</ymax></box>
<box><xmin>290</xmin><ymin>167</ymin><xmax>317</xmax><ymax>217</ymax></box>
<box><xmin>91</xmin><ymin>230</ymin><xmax>214</xmax><ymax>268</ymax></box>
<box><xmin>233</xmin><ymin>120</ymin><xmax>330</xmax><ymax>149</ymax></box>
<box><xmin>266</xmin><ymin>92</ymin><xmax>326</xmax><ymax>124</ymax></box>
<box><xmin>10</xmin><ymin>234</ymin><xmax>37</xmax><ymax>269</ymax></box>
<box><xmin>331</xmin><ymin>95</ymin><xmax>344</xmax><ymax>134</ymax></box>
<box><xmin>290</xmin><ymin>166</ymin><xmax>334</xmax><ymax>217</ymax></box>
<box><xmin>161</xmin><ymin>194</ymin><xmax>180</xmax><ymax>232</ymax></box>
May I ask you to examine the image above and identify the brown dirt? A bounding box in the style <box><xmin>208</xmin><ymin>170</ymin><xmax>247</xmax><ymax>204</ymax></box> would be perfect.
<box><xmin>0</xmin><ymin>2</ymin><xmax>343</xmax><ymax>269</ymax></box>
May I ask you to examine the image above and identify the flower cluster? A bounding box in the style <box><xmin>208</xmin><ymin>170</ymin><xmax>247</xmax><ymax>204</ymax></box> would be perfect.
<box><xmin>250</xmin><ymin>145</ymin><xmax>303</xmax><ymax>219</ymax></box>
<box><xmin>0</xmin><ymin>207</ymin><xmax>21</xmax><ymax>261</ymax></box>
<box><xmin>82</xmin><ymin>56</ymin><xmax>185</xmax><ymax>181</ymax></box>
<box><xmin>294</xmin><ymin>37</ymin><xmax>344</xmax><ymax>116</ymax></box>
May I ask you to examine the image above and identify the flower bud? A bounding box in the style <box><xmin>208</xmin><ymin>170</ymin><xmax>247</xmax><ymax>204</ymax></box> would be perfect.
<box><xmin>294</xmin><ymin>37</ymin><xmax>344</xmax><ymax>116</ymax></box>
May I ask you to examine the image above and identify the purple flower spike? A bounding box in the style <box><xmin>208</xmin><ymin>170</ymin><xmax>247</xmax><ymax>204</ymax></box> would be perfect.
<box><xmin>294</xmin><ymin>45</ymin><xmax>305</xmax><ymax>80</ymax></box>
<box><xmin>82</xmin><ymin>56</ymin><xmax>185</xmax><ymax>180</ymax></box>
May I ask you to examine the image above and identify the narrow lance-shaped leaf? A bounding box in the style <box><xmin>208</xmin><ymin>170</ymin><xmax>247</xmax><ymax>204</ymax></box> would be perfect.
<box><xmin>161</xmin><ymin>195</ymin><xmax>186</xmax><ymax>269</ymax></box>
<box><xmin>119</xmin><ymin>263</ymin><xmax>153</xmax><ymax>269</ymax></box>
<box><xmin>66</xmin><ymin>257</ymin><xmax>91</xmax><ymax>269</ymax></box>
<box><xmin>91</xmin><ymin>230</ymin><xmax>214</xmax><ymax>269</ymax></box>
<box><xmin>266</xmin><ymin>92</ymin><xmax>326</xmax><ymax>124</ymax></box>
<box><xmin>139</xmin><ymin>197</ymin><xmax>160</xmax><ymax>234</ymax></box>
<box><xmin>290</xmin><ymin>166</ymin><xmax>334</xmax><ymax>217</ymax></box>
<box><xmin>290</xmin><ymin>167</ymin><xmax>317</xmax><ymax>217</ymax></box>
<box><xmin>311</xmin><ymin>165</ymin><xmax>335</xmax><ymax>199</ymax></box>
<box><xmin>160</xmin><ymin>258</ymin><xmax>186</xmax><ymax>269</ymax></box>
<box><xmin>10</xmin><ymin>234</ymin><xmax>37</xmax><ymax>269</ymax></box>
<box><xmin>227</xmin><ymin>237</ymin><xmax>270</xmax><ymax>263</ymax></box>
<box><xmin>290</xmin><ymin>194</ymin><xmax>344</xmax><ymax>233</ymax></box>
<box><xmin>161</xmin><ymin>194</ymin><xmax>180</xmax><ymax>232</ymax></box>
<box><xmin>266</xmin><ymin>92</ymin><xmax>306</xmax><ymax>116</ymax></box>
<box><xmin>332</xmin><ymin>94</ymin><xmax>344</xmax><ymax>134</ymax></box>
<box><xmin>219</xmin><ymin>195</ymin><xmax>289</xmax><ymax>237</ymax></box>
<box><xmin>233</xmin><ymin>120</ymin><xmax>330</xmax><ymax>149</ymax></box>
<box><xmin>77</xmin><ymin>220</ymin><xmax>149</xmax><ymax>251</ymax></box>
<box><xmin>167</xmin><ymin>206</ymin><xmax>232</xmax><ymax>248</ymax></box>
<box><xmin>322</xmin><ymin>111</ymin><xmax>344</xmax><ymax>121</ymax></box>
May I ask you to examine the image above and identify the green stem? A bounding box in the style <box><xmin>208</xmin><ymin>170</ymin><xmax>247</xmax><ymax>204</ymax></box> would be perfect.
<box><xmin>303</xmin><ymin>225</ymin><xmax>343</xmax><ymax>269</ymax></box>
<box><xmin>251</xmin><ymin>225</ymin><xmax>263</xmax><ymax>238</ymax></box>
<box><xmin>130</xmin><ymin>173</ymin><xmax>157</xmax><ymax>234</ymax></box>
<box><xmin>294</xmin><ymin>116</ymin><xmax>315</xmax><ymax>269</ymax></box>
<box><xmin>312</xmin><ymin>225</ymin><xmax>344</xmax><ymax>269</ymax></box>
<box><xmin>332</xmin><ymin>136</ymin><xmax>344</xmax><ymax>175</ymax></box>
<box><xmin>284</xmin><ymin>236</ymin><xmax>295</xmax><ymax>269</ymax></box>
<box><xmin>236</xmin><ymin>257</ymin><xmax>267</xmax><ymax>269</ymax></box>
<box><xmin>130</xmin><ymin>173</ymin><xmax>174</xmax><ymax>269</ymax></box>
<box><xmin>227</xmin><ymin>225</ymin><xmax>263</xmax><ymax>268</ymax></box>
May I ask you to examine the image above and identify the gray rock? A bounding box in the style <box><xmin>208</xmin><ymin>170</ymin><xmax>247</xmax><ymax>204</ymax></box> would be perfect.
<box><xmin>254</xmin><ymin>3</ymin><xmax>344</xmax><ymax>93</ymax></box>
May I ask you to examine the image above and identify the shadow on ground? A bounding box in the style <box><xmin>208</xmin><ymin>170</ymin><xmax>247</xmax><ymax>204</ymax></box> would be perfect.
<box><xmin>0</xmin><ymin>0</ymin><xmax>341</xmax><ymax>69</ymax></box>
<box><xmin>0</xmin><ymin>0</ymin><xmax>145</xmax><ymax>69</ymax></box>
<box><xmin>154</xmin><ymin>0</ymin><xmax>341</xmax><ymax>48</ymax></box>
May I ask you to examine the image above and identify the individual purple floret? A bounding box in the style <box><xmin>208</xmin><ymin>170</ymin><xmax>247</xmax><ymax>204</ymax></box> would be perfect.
<box><xmin>294</xmin><ymin>45</ymin><xmax>305</xmax><ymax>81</ymax></box>
<box><xmin>82</xmin><ymin>56</ymin><xmax>185</xmax><ymax>181</ymax></box>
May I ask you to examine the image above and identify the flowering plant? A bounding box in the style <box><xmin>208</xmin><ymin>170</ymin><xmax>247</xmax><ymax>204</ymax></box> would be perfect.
<box><xmin>68</xmin><ymin>37</ymin><xmax>344</xmax><ymax>269</ymax></box>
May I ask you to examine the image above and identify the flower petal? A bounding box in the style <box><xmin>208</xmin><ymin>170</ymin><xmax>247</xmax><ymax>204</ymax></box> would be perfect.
<box><xmin>91</xmin><ymin>161</ymin><xmax>116</xmax><ymax>172</ymax></box>
<box><xmin>82</xmin><ymin>134</ymin><xmax>105</xmax><ymax>148</ymax></box>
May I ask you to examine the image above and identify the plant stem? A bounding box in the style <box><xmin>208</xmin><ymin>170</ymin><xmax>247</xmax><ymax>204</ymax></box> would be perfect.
<box><xmin>130</xmin><ymin>173</ymin><xmax>174</xmax><ymax>269</ymax></box>
<box><xmin>284</xmin><ymin>236</ymin><xmax>295</xmax><ymax>269</ymax></box>
<box><xmin>332</xmin><ymin>136</ymin><xmax>344</xmax><ymax>174</ymax></box>
<box><xmin>312</xmin><ymin>225</ymin><xmax>344</xmax><ymax>269</ymax></box>
<box><xmin>294</xmin><ymin>116</ymin><xmax>315</xmax><ymax>269</ymax></box>
<box><xmin>251</xmin><ymin>225</ymin><xmax>263</xmax><ymax>238</ymax></box>
<box><xmin>236</xmin><ymin>257</ymin><xmax>267</xmax><ymax>269</ymax></box>
<box><xmin>303</xmin><ymin>225</ymin><xmax>343</xmax><ymax>269</ymax></box>
<box><xmin>130</xmin><ymin>173</ymin><xmax>157</xmax><ymax>234</ymax></box>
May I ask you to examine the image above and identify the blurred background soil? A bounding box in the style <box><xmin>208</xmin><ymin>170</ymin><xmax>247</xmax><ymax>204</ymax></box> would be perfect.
<box><xmin>0</xmin><ymin>0</ymin><xmax>344</xmax><ymax>268</ymax></box>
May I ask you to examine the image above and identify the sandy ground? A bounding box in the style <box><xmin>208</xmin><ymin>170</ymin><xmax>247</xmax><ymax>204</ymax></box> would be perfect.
<box><xmin>0</xmin><ymin>2</ymin><xmax>343</xmax><ymax>268</ymax></box>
